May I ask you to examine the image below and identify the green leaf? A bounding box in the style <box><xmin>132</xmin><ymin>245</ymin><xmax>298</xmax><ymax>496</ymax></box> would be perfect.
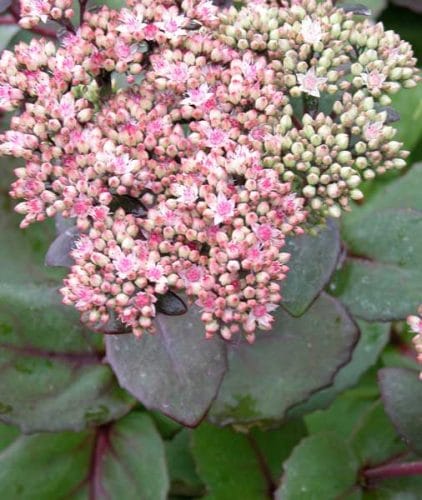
<box><xmin>249</xmin><ymin>419</ymin><xmax>307</xmax><ymax>483</ymax></box>
<box><xmin>0</xmin><ymin>283</ymin><xmax>133</xmax><ymax>432</ymax></box>
<box><xmin>363</xmin><ymin>474</ymin><xmax>422</xmax><ymax>499</ymax></box>
<box><xmin>0</xmin><ymin>25</ymin><xmax>19</xmax><ymax>51</ymax></box>
<box><xmin>362</xmin><ymin>0</ymin><xmax>388</xmax><ymax>17</ymax></box>
<box><xmin>0</xmin><ymin>168</ymin><xmax>133</xmax><ymax>432</ymax></box>
<box><xmin>90</xmin><ymin>412</ymin><xmax>169</xmax><ymax>499</ymax></box>
<box><xmin>0</xmin><ymin>412</ymin><xmax>169</xmax><ymax>499</ymax></box>
<box><xmin>106</xmin><ymin>309</ymin><xmax>227</xmax><ymax>427</ymax></box>
<box><xmin>0</xmin><ymin>430</ymin><xmax>92</xmax><ymax>499</ymax></box>
<box><xmin>281</xmin><ymin>219</ymin><xmax>340</xmax><ymax>316</ymax></box>
<box><xmin>389</xmin><ymin>85</ymin><xmax>422</xmax><ymax>152</ymax></box>
<box><xmin>305</xmin><ymin>385</ymin><xmax>379</xmax><ymax>438</ymax></box>
<box><xmin>330</xmin><ymin>165</ymin><xmax>422</xmax><ymax>321</ymax></box>
<box><xmin>150</xmin><ymin>410</ymin><xmax>182</xmax><ymax>439</ymax></box>
<box><xmin>0</xmin><ymin>422</ymin><xmax>19</xmax><ymax>452</ymax></box>
<box><xmin>191</xmin><ymin>422</ymin><xmax>271</xmax><ymax>500</ymax></box>
<box><xmin>379</xmin><ymin>368</ymin><xmax>422</xmax><ymax>455</ymax></box>
<box><xmin>351</xmin><ymin>400</ymin><xmax>407</xmax><ymax>466</ymax></box>
<box><xmin>289</xmin><ymin>321</ymin><xmax>389</xmax><ymax>416</ymax></box>
<box><xmin>208</xmin><ymin>293</ymin><xmax>359</xmax><ymax>426</ymax></box>
<box><xmin>275</xmin><ymin>433</ymin><xmax>359</xmax><ymax>500</ymax></box>
<box><xmin>165</xmin><ymin>430</ymin><xmax>205</xmax><ymax>497</ymax></box>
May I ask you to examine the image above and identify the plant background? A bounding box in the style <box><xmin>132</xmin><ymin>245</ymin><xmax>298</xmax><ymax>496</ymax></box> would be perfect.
<box><xmin>0</xmin><ymin>0</ymin><xmax>421</xmax><ymax>498</ymax></box>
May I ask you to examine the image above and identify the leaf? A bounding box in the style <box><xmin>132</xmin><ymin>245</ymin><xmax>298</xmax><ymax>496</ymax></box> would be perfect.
<box><xmin>0</xmin><ymin>25</ymin><xmax>19</xmax><ymax>50</ymax></box>
<box><xmin>0</xmin><ymin>422</ymin><xmax>19</xmax><ymax>452</ymax></box>
<box><xmin>45</xmin><ymin>226</ymin><xmax>79</xmax><ymax>268</ymax></box>
<box><xmin>305</xmin><ymin>385</ymin><xmax>379</xmax><ymax>438</ymax></box>
<box><xmin>208</xmin><ymin>293</ymin><xmax>359</xmax><ymax>426</ymax></box>
<box><xmin>0</xmin><ymin>0</ymin><xmax>11</xmax><ymax>13</ymax></box>
<box><xmin>338</xmin><ymin>4</ymin><xmax>372</xmax><ymax>16</ymax></box>
<box><xmin>289</xmin><ymin>321</ymin><xmax>390</xmax><ymax>416</ymax></box>
<box><xmin>391</xmin><ymin>0</ymin><xmax>422</xmax><ymax>13</ymax></box>
<box><xmin>249</xmin><ymin>419</ymin><xmax>307</xmax><ymax>484</ymax></box>
<box><xmin>379</xmin><ymin>368</ymin><xmax>422</xmax><ymax>455</ymax></box>
<box><xmin>363</xmin><ymin>474</ymin><xmax>422</xmax><ymax>499</ymax></box>
<box><xmin>275</xmin><ymin>433</ymin><xmax>359</xmax><ymax>500</ymax></box>
<box><xmin>0</xmin><ymin>174</ymin><xmax>133</xmax><ymax>432</ymax></box>
<box><xmin>331</xmin><ymin>200</ymin><xmax>422</xmax><ymax>321</ymax></box>
<box><xmin>165</xmin><ymin>429</ymin><xmax>205</xmax><ymax>497</ymax></box>
<box><xmin>0</xmin><ymin>430</ymin><xmax>92</xmax><ymax>498</ymax></box>
<box><xmin>0</xmin><ymin>412</ymin><xmax>169</xmax><ymax>500</ymax></box>
<box><xmin>281</xmin><ymin>219</ymin><xmax>341</xmax><ymax>316</ymax></box>
<box><xmin>191</xmin><ymin>422</ymin><xmax>271</xmax><ymax>500</ymax></box>
<box><xmin>0</xmin><ymin>283</ymin><xmax>134</xmax><ymax>432</ymax></box>
<box><xmin>351</xmin><ymin>400</ymin><xmax>406</xmax><ymax>466</ymax></box>
<box><xmin>106</xmin><ymin>308</ymin><xmax>227</xmax><ymax>427</ymax></box>
<box><xmin>156</xmin><ymin>291</ymin><xmax>187</xmax><ymax>316</ymax></box>
<box><xmin>89</xmin><ymin>413</ymin><xmax>169</xmax><ymax>499</ymax></box>
<box><xmin>390</xmin><ymin>84</ymin><xmax>422</xmax><ymax>152</ymax></box>
<box><xmin>150</xmin><ymin>410</ymin><xmax>182</xmax><ymax>439</ymax></box>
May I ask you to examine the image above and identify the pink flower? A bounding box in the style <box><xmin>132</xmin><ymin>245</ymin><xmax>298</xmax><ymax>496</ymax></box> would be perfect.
<box><xmin>361</xmin><ymin>70</ymin><xmax>386</xmax><ymax>91</ymax></box>
<box><xmin>204</xmin><ymin>127</ymin><xmax>231</xmax><ymax>149</ymax></box>
<box><xmin>72</xmin><ymin>235</ymin><xmax>94</xmax><ymax>260</ymax></box>
<box><xmin>209</xmin><ymin>192</ymin><xmax>235</xmax><ymax>225</ymax></box>
<box><xmin>296</xmin><ymin>68</ymin><xmax>327</xmax><ymax>98</ymax></box>
<box><xmin>57</xmin><ymin>93</ymin><xmax>76</xmax><ymax>121</ymax></box>
<box><xmin>363</xmin><ymin>121</ymin><xmax>384</xmax><ymax>141</ymax></box>
<box><xmin>301</xmin><ymin>18</ymin><xmax>323</xmax><ymax>45</ymax></box>
<box><xmin>117</xmin><ymin>8</ymin><xmax>146</xmax><ymax>33</ymax></box>
<box><xmin>246</xmin><ymin>303</ymin><xmax>278</xmax><ymax>330</ymax></box>
<box><xmin>168</xmin><ymin>62</ymin><xmax>190</xmax><ymax>83</ymax></box>
<box><xmin>74</xmin><ymin>285</ymin><xmax>95</xmax><ymax>310</ymax></box>
<box><xmin>180</xmin><ymin>265</ymin><xmax>204</xmax><ymax>285</ymax></box>
<box><xmin>252</xmin><ymin>223</ymin><xmax>280</xmax><ymax>243</ymax></box>
<box><xmin>113</xmin><ymin>252</ymin><xmax>140</xmax><ymax>279</ymax></box>
<box><xmin>408</xmin><ymin>315</ymin><xmax>422</xmax><ymax>334</ymax></box>
<box><xmin>156</xmin><ymin>12</ymin><xmax>187</xmax><ymax>38</ymax></box>
<box><xmin>146</xmin><ymin>263</ymin><xmax>165</xmax><ymax>283</ymax></box>
<box><xmin>20</xmin><ymin>0</ymin><xmax>49</xmax><ymax>23</ymax></box>
<box><xmin>181</xmin><ymin>84</ymin><xmax>214</xmax><ymax>107</ymax></box>
<box><xmin>173</xmin><ymin>183</ymin><xmax>199</xmax><ymax>204</ymax></box>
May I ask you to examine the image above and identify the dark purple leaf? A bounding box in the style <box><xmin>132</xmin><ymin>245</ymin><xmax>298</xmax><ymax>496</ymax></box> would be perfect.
<box><xmin>377</xmin><ymin>106</ymin><xmax>401</xmax><ymax>123</ymax></box>
<box><xmin>338</xmin><ymin>3</ymin><xmax>372</xmax><ymax>16</ymax></box>
<box><xmin>156</xmin><ymin>292</ymin><xmax>187</xmax><ymax>316</ymax></box>
<box><xmin>391</xmin><ymin>0</ymin><xmax>422</xmax><ymax>13</ymax></box>
<box><xmin>282</xmin><ymin>219</ymin><xmax>340</xmax><ymax>316</ymax></box>
<box><xmin>208</xmin><ymin>293</ymin><xmax>359</xmax><ymax>426</ymax></box>
<box><xmin>0</xmin><ymin>0</ymin><xmax>12</xmax><ymax>14</ymax></box>
<box><xmin>45</xmin><ymin>226</ymin><xmax>79</xmax><ymax>268</ymax></box>
<box><xmin>212</xmin><ymin>0</ymin><xmax>233</xmax><ymax>8</ymax></box>
<box><xmin>106</xmin><ymin>307</ymin><xmax>228</xmax><ymax>426</ymax></box>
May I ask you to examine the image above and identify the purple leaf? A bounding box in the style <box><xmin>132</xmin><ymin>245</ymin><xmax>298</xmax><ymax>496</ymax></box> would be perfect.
<box><xmin>208</xmin><ymin>293</ymin><xmax>359</xmax><ymax>426</ymax></box>
<box><xmin>106</xmin><ymin>307</ymin><xmax>228</xmax><ymax>427</ymax></box>
<box><xmin>156</xmin><ymin>291</ymin><xmax>187</xmax><ymax>316</ymax></box>
<box><xmin>391</xmin><ymin>0</ymin><xmax>422</xmax><ymax>13</ymax></box>
<box><xmin>45</xmin><ymin>226</ymin><xmax>79</xmax><ymax>268</ymax></box>
<box><xmin>282</xmin><ymin>219</ymin><xmax>341</xmax><ymax>316</ymax></box>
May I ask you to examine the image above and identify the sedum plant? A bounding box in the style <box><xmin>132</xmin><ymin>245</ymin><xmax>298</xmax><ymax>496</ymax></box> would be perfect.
<box><xmin>0</xmin><ymin>0</ymin><xmax>421</xmax><ymax>497</ymax></box>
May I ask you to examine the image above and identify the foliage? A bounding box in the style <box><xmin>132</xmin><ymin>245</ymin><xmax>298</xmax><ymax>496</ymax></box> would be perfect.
<box><xmin>0</xmin><ymin>0</ymin><xmax>421</xmax><ymax>499</ymax></box>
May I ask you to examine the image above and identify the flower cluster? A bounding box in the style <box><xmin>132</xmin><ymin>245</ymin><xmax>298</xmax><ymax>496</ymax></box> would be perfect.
<box><xmin>0</xmin><ymin>0</ymin><xmax>419</xmax><ymax>340</ymax></box>
<box><xmin>407</xmin><ymin>308</ymin><xmax>422</xmax><ymax>379</ymax></box>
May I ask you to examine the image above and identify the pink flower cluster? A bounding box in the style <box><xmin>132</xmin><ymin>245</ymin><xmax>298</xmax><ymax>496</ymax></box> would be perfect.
<box><xmin>0</xmin><ymin>0</ymin><xmax>418</xmax><ymax>341</ymax></box>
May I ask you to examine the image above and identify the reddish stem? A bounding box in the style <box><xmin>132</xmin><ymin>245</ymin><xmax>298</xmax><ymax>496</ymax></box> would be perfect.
<box><xmin>363</xmin><ymin>461</ymin><xmax>422</xmax><ymax>483</ymax></box>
